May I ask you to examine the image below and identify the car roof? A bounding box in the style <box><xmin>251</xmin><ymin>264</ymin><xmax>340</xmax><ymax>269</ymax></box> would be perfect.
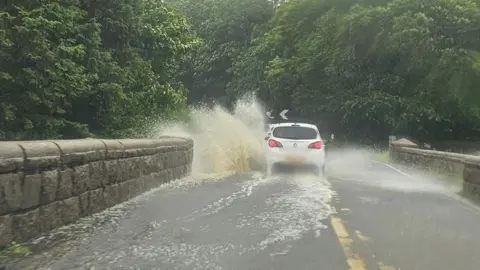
<box><xmin>272</xmin><ymin>122</ymin><xmax>318</xmax><ymax>129</ymax></box>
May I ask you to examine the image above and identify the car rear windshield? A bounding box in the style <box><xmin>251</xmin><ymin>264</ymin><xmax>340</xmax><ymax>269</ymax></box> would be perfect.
<box><xmin>272</xmin><ymin>126</ymin><xmax>318</xmax><ymax>140</ymax></box>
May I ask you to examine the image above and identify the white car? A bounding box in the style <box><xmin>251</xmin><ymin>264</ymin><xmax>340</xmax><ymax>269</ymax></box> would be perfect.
<box><xmin>265</xmin><ymin>122</ymin><xmax>326</xmax><ymax>176</ymax></box>
<box><xmin>265</xmin><ymin>123</ymin><xmax>278</xmax><ymax>136</ymax></box>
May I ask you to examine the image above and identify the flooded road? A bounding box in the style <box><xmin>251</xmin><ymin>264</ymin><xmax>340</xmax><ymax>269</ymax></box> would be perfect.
<box><xmin>9</xmin><ymin>156</ymin><xmax>480</xmax><ymax>270</ymax></box>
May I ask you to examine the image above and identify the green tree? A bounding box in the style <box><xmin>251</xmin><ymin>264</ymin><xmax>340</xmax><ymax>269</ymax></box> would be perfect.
<box><xmin>0</xmin><ymin>1</ymin><xmax>96</xmax><ymax>139</ymax></box>
<box><xmin>0</xmin><ymin>0</ymin><xmax>197</xmax><ymax>139</ymax></box>
<box><xmin>169</xmin><ymin>0</ymin><xmax>275</xmax><ymax>107</ymax></box>
<box><xmin>229</xmin><ymin>0</ymin><xmax>480</xmax><ymax>142</ymax></box>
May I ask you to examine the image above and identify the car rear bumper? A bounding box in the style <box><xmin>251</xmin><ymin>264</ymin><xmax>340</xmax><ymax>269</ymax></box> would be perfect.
<box><xmin>269</xmin><ymin>162</ymin><xmax>324</xmax><ymax>175</ymax></box>
<box><xmin>266</xmin><ymin>154</ymin><xmax>325</xmax><ymax>175</ymax></box>
<box><xmin>272</xmin><ymin>162</ymin><xmax>321</xmax><ymax>170</ymax></box>
<box><xmin>266</xmin><ymin>153</ymin><xmax>325</xmax><ymax>168</ymax></box>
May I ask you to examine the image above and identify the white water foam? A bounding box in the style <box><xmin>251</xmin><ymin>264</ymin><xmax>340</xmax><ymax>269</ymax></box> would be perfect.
<box><xmin>327</xmin><ymin>147</ymin><xmax>460</xmax><ymax>194</ymax></box>
<box><xmin>152</xmin><ymin>93</ymin><xmax>267</xmax><ymax>175</ymax></box>
<box><xmin>246</xmin><ymin>175</ymin><xmax>335</xmax><ymax>254</ymax></box>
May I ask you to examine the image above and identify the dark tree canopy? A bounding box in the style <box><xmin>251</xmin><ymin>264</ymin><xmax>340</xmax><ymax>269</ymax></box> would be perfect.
<box><xmin>0</xmin><ymin>0</ymin><xmax>196</xmax><ymax>139</ymax></box>
<box><xmin>172</xmin><ymin>0</ymin><xmax>480</xmax><ymax>142</ymax></box>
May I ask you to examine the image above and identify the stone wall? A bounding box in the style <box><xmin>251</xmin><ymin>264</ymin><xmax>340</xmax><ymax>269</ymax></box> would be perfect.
<box><xmin>0</xmin><ymin>137</ymin><xmax>193</xmax><ymax>248</ymax></box>
<box><xmin>389</xmin><ymin>138</ymin><xmax>480</xmax><ymax>195</ymax></box>
<box><xmin>428</xmin><ymin>140</ymin><xmax>480</xmax><ymax>155</ymax></box>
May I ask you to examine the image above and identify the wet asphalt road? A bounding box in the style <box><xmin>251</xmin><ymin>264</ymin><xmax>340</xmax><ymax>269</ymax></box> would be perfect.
<box><xmin>12</xmin><ymin>156</ymin><xmax>480</xmax><ymax>270</ymax></box>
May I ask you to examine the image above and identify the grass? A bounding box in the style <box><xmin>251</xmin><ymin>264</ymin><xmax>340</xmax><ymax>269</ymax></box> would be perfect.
<box><xmin>325</xmin><ymin>139</ymin><xmax>346</xmax><ymax>149</ymax></box>
<box><xmin>372</xmin><ymin>151</ymin><xmax>390</xmax><ymax>163</ymax></box>
<box><xmin>0</xmin><ymin>242</ymin><xmax>31</xmax><ymax>264</ymax></box>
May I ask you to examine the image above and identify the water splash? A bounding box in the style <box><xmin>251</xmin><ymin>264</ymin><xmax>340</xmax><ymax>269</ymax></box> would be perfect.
<box><xmin>326</xmin><ymin>147</ymin><xmax>461</xmax><ymax>194</ymax></box>
<box><xmin>152</xmin><ymin>93</ymin><xmax>267</xmax><ymax>175</ymax></box>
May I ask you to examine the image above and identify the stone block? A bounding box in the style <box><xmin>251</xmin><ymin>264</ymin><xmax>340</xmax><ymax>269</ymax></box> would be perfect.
<box><xmin>60</xmin><ymin>196</ymin><xmax>80</xmax><ymax>225</ymax></box>
<box><xmin>118</xmin><ymin>139</ymin><xmax>156</xmax><ymax>153</ymax></box>
<box><xmin>143</xmin><ymin>156</ymin><xmax>154</xmax><ymax>175</ymax></box>
<box><xmin>173</xmin><ymin>166</ymin><xmax>180</xmax><ymax>179</ymax></box>
<box><xmin>117</xmin><ymin>159</ymin><xmax>131</xmax><ymax>182</ymax></box>
<box><xmin>180</xmin><ymin>151</ymin><xmax>188</xmax><ymax>164</ymax></box>
<box><xmin>174</xmin><ymin>151</ymin><xmax>182</xmax><ymax>167</ymax></box>
<box><xmin>39</xmin><ymin>201</ymin><xmax>62</xmax><ymax>232</ymax></box>
<box><xmin>13</xmin><ymin>208</ymin><xmax>40</xmax><ymax>241</ymax></box>
<box><xmin>148</xmin><ymin>171</ymin><xmax>166</xmax><ymax>189</ymax></box>
<box><xmin>142</xmin><ymin>174</ymin><xmax>157</xmax><ymax>190</ymax></box>
<box><xmin>464</xmin><ymin>165</ymin><xmax>480</xmax><ymax>185</ymax></box>
<box><xmin>22</xmin><ymin>174</ymin><xmax>42</xmax><ymax>210</ymax></box>
<box><xmin>89</xmin><ymin>161</ymin><xmax>105</xmax><ymax>189</ymax></box>
<box><xmin>119</xmin><ymin>139</ymin><xmax>159</xmax><ymax>157</ymax></box>
<box><xmin>40</xmin><ymin>170</ymin><xmax>59</xmax><ymax>205</ymax></box>
<box><xmin>166</xmin><ymin>168</ymin><xmax>174</xmax><ymax>182</ymax></box>
<box><xmin>124</xmin><ymin>149</ymin><xmax>141</xmax><ymax>158</ymax></box>
<box><xmin>463</xmin><ymin>181</ymin><xmax>480</xmax><ymax>196</ymax></box>
<box><xmin>181</xmin><ymin>165</ymin><xmax>188</xmax><ymax>177</ymax></box>
<box><xmin>157</xmin><ymin>170</ymin><xmax>168</xmax><ymax>184</ymax></box>
<box><xmin>53</xmin><ymin>139</ymin><xmax>106</xmax><ymax>165</ymax></box>
<box><xmin>129</xmin><ymin>178</ymin><xmax>144</xmax><ymax>198</ymax></box>
<box><xmin>189</xmin><ymin>149</ymin><xmax>194</xmax><ymax>162</ymax></box>
<box><xmin>0</xmin><ymin>173</ymin><xmax>22</xmax><ymax>215</ymax></box>
<box><xmin>104</xmin><ymin>160</ymin><xmax>120</xmax><ymax>185</ymax></box>
<box><xmin>0</xmin><ymin>142</ymin><xmax>23</xmax><ymax>173</ymax></box>
<box><xmin>137</xmin><ymin>175</ymin><xmax>149</xmax><ymax>193</ymax></box>
<box><xmin>150</xmin><ymin>153</ymin><xmax>165</xmax><ymax>172</ymax></box>
<box><xmin>0</xmin><ymin>214</ymin><xmax>13</xmax><ymax>248</ymax></box>
<box><xmin>57</xmin><ymin>168</ymin><xmax>73</xmax><ymax>200</ymax></box>
<box><xmin>164</xmin><ymin>153</ymin><xmax>173</xmax><ymax>168</ymax></box>
<box><xmin>101</xmin><ymin>139</ymin><xmax>124</xmax><ymax>159</ymax></box>
<box><xmin>89</xmin><ymin>188</ymin><xmax>105</xmax><ymax>215</ymax></box>
<box><xmin>77</xmin><ymin>189</ymin><xmax>106</xmax><ymax>216</ymax></box>
<box><xmin>129</xmin><ymin>157</ymin><xmax>141</xmax><ymax>179</ymax></box>
<box><xmin>103</xmin><ymin>184</ymin><xmax>120</xmax><ymax>207</ymax></box>
<box><xmin>117</xmin><ymin>157</ymin><xmax>141</xmax><ymax>181</ymax></box>
<box><xmin>79</xmin><ymin>192</ymin><xmax>90</xmax><ymax>217</ymax></box>
<box><xmin>73</xmin><ymin>164</ymin><xmax>89</xmax><ymax>196</ymax></box>
<box><xmin>137</xmin><ymin>156</ymin><xmax>149</xmax><ymax>176</ymax></box>
<box><xmin>125</xmin><ymin>180</ymin><xmax>136</xmax><ymax>199</ymax></box>
<box><xmin>20</xmin><ymin>141</ymin><xmax>60</xmax><ymax>170</ymax></box>
<box><xmin>118</xmin><ymin>180</ymin><xmax>131</xmax><ymax>202</ymax></box>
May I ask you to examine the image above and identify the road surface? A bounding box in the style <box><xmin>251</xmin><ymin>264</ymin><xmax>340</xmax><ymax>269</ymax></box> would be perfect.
<box><xmin>10</xmin><ymin>153</ymin><xmax>480</xmax><ymax>270</ymax></box>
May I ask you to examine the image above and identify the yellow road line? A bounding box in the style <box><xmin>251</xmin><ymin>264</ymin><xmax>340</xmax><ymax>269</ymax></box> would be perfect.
<box><xmin>330</xmin><ymin>216</ymin><xmax>367</xmax><ymax>270</ymax></box>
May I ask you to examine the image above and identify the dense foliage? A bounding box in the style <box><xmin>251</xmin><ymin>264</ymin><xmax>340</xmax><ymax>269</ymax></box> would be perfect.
<box><xmin>0</xmin><ymin>0</ymin><xmax>197</xmax><ymax>139</ymax></box>
<box><xmin>2</xmin><ymin>0</ymin><xmax>480</xmax><ymax>142</ymax></box>
<box><xmin>172</xmin><ymin>0</ymin><xmax>480</xmax><ymax>143</ymax></box>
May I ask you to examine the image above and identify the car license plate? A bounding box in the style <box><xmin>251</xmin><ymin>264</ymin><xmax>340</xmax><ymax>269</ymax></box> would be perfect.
<box><xmin>286</xmin><ymin>156</ymin><xmax>304</xmax><ymax>163</ymax></box>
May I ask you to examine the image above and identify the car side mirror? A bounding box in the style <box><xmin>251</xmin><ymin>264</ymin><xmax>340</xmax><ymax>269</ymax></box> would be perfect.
<box><xmin>264</xmin><ymin>136</ymin><xmax>269</xmax><ymax>141</ymax></box>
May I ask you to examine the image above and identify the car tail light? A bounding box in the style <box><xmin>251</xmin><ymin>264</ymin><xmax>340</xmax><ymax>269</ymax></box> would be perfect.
<box><xmin>308</xmin><ymin>141</ymin><xmax>322</xmax><ymax>149</ymax></box>
<box><xmin>268</xmin><ymin>139</ymin><xmax>283</xmax><ymax>148</ymax></box>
